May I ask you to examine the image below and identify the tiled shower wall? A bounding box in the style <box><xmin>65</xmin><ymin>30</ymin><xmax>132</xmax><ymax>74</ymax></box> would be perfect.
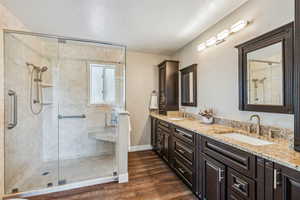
<box><xmin>41</xmin><ymin>41</ymin><xmax>125</xmax><ymax>161</ymax></box>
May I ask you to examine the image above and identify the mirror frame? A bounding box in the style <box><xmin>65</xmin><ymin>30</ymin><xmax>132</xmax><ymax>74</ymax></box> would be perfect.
<box><xmin>180</xmin><ymin>64</ymin><xmax>197</xmax><ymax>107</ymax></box>
<box><xmin>236</xmin><ymin>22</ymin><xmax>294</xmax><ymax>114</ymax></box>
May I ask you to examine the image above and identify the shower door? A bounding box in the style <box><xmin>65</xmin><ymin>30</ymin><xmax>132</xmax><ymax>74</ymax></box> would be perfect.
<box><xmin>4</xmin><ymin>31</ymin><xmax>124</xmax><ymax>195</ymax></box>
<box><xmin>57</xmin><ymin>40</ymin><xmax>119</xmax><ymax>185</ymax></box>
<box><xmin>4</xmin><ymin>32</ymin><xmax>60</xmax><ymax>194</ymax></box>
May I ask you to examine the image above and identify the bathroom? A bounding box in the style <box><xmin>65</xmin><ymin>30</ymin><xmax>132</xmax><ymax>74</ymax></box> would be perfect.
<box><xmin>0</xmin><ymin>0</ymin><xmax>300</xmax><ymax>199</ymax></box>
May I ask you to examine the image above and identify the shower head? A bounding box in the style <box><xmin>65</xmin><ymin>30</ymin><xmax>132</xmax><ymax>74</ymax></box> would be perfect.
<box><xmin>41</xmin><ymin>66</ymin><xmax>48</xmax><ymax>72</ymax></box>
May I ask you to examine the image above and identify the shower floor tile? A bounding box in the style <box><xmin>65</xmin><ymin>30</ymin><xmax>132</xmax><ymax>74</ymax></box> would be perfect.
<box><xmin>6</xmin><ymin>154</ymin><xmax>115</xmax><ymax>194</ymax></box>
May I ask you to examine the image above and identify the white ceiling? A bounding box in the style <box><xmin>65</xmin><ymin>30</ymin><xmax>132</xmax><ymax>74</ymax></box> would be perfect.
<box><xmin>1</xmin><ymin>0</ymin><xmax>248</xmax><ymax>55</ymax></box>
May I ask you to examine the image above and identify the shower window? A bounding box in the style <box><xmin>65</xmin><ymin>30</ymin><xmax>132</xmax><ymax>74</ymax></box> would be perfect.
<box><xmin>89</xmin><ymin>64</ymin><xmax>116</xmax><ymax>105</ymax></box>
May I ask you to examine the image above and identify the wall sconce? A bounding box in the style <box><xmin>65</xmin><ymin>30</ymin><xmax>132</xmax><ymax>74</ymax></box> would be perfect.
<box><xmin>197</xmin><ymin>19</ymin><xmax>249</xmax><ymax>52</ymax></box>
<box><xmin>217</xmin><ymin>29</ymin><xmax>230</xmax><ymax>41</ymax></box>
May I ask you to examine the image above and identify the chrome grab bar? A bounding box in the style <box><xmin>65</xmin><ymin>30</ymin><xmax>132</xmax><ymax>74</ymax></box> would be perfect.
<box><xmin>58</xmin><ymin>114</ymin><xmax>86</xmax><ymax>119</ymax></box>
<box><xmin>8</xmin><ymin>90</ymin><xmax>17</xmax><ymax>129</ymax></box>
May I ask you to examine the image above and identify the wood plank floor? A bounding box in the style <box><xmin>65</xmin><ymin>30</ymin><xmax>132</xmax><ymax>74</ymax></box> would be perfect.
<box><xmin>26</xmin><ymin>151</ymin><xmax>197</xmax><ymax>200</ymax></box>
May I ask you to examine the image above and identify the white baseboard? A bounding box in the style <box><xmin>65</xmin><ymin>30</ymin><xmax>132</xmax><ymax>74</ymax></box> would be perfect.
<box><xmin>118</xmin><ymin>173</ymin><xmax>129</xmax><ymax>183</ymax></box>
<box><xmin>129</xmin><ymin>145</ymin><xmax>153</xmax><ymax>152</ymax></box>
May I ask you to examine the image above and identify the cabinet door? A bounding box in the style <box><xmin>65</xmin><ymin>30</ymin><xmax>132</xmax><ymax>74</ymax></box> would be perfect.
<box><xmin>162</xmin><ymin>132</ymin><xmax>169</xmax><ymax>162</ymax></box>
<box><xmin>151</xmin><ymin>118</ymin><xmax>157</xmax><ymax>149</ymax></box>
<box><xmin>274</xmin><ymin>164</ymin><xmax>300</xmax><ymax>200</ymax></box>
<box><xmin>159</xmin><ymin>66</ymin><xmax>166</xmax><ymax>114</ymax></box>
<box><xmin>156</xmin><ymin>129</ymin><xmax>163</xmax><ymax>155</ymax></box>
<box><xmin>202</xmin><ymin>154</ymin><xmax>226</xmax><ymax>200</ymax></box>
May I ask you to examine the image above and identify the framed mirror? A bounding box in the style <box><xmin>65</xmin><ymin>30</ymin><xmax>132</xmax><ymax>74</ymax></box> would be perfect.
<box><xmin>180</xmin><ymin>64</ymin><xmax>197</xmax><ymax>106</ymax></box>
<box><xmin>236</xmin><ymin>23</ymin><xmax>294</xmax><ymax>114</ymax></box>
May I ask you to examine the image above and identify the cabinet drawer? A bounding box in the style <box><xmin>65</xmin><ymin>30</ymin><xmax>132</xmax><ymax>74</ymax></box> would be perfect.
<box><xmin>174</xmin><ymin>138</ymin><xmax>194</xmax><ymax>164</ymax></box>
<box><xmin>158</xmin><ymin>120</ymin><xmax>169</xmax><ymax>128</ymax></box>
<box><xmin>228</xmin><ymin>168</ymin><xmax>255</xmax><ymax>200</ymax></box>
<box><xmin>174</xmin><ymin>127</ymin><xmax>195</xmax><ymax>145</ymax></box>
<box><xmin>174</xmin><ymin>157</ymin><xmax>192</xmax><ymax>187</ymax></box>
<box><xmin>202</xmin><ymin>137</ymin><xmax>256</xmax><ymax>178</ymax></box>
<box><xmin>158</xmin><ymin>121</ymin><xmax>171</xmax><ymax>132</ymax></box>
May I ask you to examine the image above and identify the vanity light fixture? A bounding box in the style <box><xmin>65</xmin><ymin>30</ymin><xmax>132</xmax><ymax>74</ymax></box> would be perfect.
<box><xmin>217</xmin><ymin>29</ymin><xmax>230</xmax><ymax>41</ymax></box>
<box><xmin>197</xmin><ymin>43</ymin><xmax>206</xmax><ymax>51</ymax></box>
<box><xmin>206</xmin><ymin>36</ymin><xmax>217</xmax><ymax>46</ymax></box>
<box><xmin>197</xmin><ymin>19</ymin><xmax>249</xmax><ymax>52</ymax></box>
<box><xmin>231</xmin><ymin>20</ymin><xmax>248</xmax><ymax>33</ymax></box>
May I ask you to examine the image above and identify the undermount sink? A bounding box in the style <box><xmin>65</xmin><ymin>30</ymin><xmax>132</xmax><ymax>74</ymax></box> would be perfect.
<box><xmin>223</xmin><ymin>133</ymin><xmax>274</xmax><ymax>146</ymax></box>
<box><xmin>168</xmin><ymin>117</ymin><xmax>184</xmax><ymax>121</ymax></box>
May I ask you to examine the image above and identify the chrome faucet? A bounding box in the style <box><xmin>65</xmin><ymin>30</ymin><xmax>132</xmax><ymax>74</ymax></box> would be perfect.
<box><xmin>250</xmin><ymin>114</ymin><xmax>261</xmax><ymax>136</ymax></box>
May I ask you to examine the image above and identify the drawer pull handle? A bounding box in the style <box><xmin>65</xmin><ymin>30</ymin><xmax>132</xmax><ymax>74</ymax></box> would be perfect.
<box><xmin>176</xmin><ymin>129</ymin><xmax>192</xmax><ymax>139</ymax></box>
<box><xmin>178</xmin><ymin>149</ymin><xmax>185</xmax><ymax>154</ymax></box>
<box><xmin>219</xmin><ymin>169</ymin><xmax>225</xmax><ymax>182</ymax></box>
<box><xmin>274</xmin><ymin>169</ymin><xmax>282</xmax><ymax>189</ymax></box>
<box><xmin>159</xmin><ymin>122</ymin><xmax>169</xmax><ymax>128</ymax></box>
<box><xmin>233</xmin><ymin>183</ymin><xmax>245</xmax><ymax>192</ymax></box>
<box><xmin>178</xmin><ymin>167</ymin><xmax>185</xmax><ymax>174</ymax></box>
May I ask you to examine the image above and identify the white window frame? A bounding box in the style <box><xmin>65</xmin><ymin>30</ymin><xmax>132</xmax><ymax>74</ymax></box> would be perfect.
<box><xmin>87</xmin><ymin>63</ymin><xmax>116</xmax><ymax>106</ymax></box>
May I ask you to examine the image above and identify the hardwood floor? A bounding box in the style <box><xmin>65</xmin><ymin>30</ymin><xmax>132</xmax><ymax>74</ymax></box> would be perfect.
<box><xmin>26</xmin><ymin>151</ymin><xmax>197</xmax><ymax>200</ymax></box>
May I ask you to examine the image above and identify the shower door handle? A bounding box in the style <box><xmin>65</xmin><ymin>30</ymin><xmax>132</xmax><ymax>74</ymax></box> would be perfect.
<box><xmin>58</xmin><ymin>114</ymin><xmax>86</xmax><ymax>119</ymax></box>
<box><xmin>8</xmin><ymin>90</ymin><xmax>18</xmax><ymax>129</ymax></box>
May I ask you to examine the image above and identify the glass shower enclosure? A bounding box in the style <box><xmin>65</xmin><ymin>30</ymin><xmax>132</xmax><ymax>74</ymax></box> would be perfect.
<box><xmin>3</xmin><ymin>31</ymin><xmax>126</xmax><ymax>194</ymax></box>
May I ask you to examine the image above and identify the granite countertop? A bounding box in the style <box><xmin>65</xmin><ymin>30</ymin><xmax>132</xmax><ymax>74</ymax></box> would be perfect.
<box><xmin>150</xmin><ymin>113</ymin><xmax>300</xmax><ymax>172</ymax></box>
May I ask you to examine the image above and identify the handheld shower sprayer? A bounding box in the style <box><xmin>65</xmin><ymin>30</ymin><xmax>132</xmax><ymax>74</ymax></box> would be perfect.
<box><xmin>26</xmin><ymin>62</ymin><xmax>48</xmax><ymax>115</ymax></box>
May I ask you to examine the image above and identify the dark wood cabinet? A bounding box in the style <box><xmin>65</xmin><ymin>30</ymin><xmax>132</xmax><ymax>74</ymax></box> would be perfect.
<box><xmin>150</xmin><ymin>117</ymin><xmax>300</xmax><ymax>200</ymax></box>
<box><xmin>273</xmin><ymin>163</ymin><xmax>300</xmax><ymax>200</ymax></box>
<box><xmin>156</xmin><ymin>119</ymin><xmax>171</xmax><ymax>162</ymax></box>
<box><xmin>158</xmin><ymin>60</ymin><xmax>179</xmax><ymax>115</ymax></box>
<box><xmin>202</xmin><ymin>154</ymin><xmax>226</xmax><ymax>200</ymax></box>
<box><xmin>173</xmin><ymin>127</ymin><xmax>196</xmax><ymax>192</ymax></box>
<box><xmin>161</xmin><ymin>131</ymin><xmax>170</xmax><ymax>162</ymax></box>
<box><xmin>151</xmin><ymin>117</ymin><xmax>157</xmax><ymax>150</ymax></box>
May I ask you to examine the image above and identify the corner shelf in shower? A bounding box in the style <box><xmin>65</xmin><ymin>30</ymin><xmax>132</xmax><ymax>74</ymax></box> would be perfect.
<box><xmin>41</xmin><ymin>83</ymin><xmax>54</xmax><ymax>88</ymax></box>
<box><xmin>41</xmin><ymin>102</ymin><xmax>53</xmax><ymax>106</ymax></box>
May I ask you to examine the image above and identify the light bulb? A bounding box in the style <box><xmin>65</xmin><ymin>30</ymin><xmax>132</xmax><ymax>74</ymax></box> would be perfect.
<box><xmin>197</xmin><ymin>43</ymin><xmax>206</xmax><ymax>51</ymax></box>
<box><xmin>217</xmin><ymin>29</ymin><xmax>230</xmax><ymax>41</ymax></box>
<box><xmin>231</xmin><ymin>20</ymin><xmax>248</xmax><ymax>33</ymax></box>
<box><xmin>206</xmin><ymin>37</ymin><xmax>217</xmax><ymax>46</ymax></box>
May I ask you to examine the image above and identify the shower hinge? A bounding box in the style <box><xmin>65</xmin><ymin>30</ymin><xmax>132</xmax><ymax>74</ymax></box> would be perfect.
<box><xmin>47</xmin><ymin>182</ymin><xmax>53</xmax><ymax>187</ymax></box>
<box><xmin>11</xmin><ymin>188</ymin><xmax>19</xmax><ymax>193</ymax></box>
<box><xmin>58</xmin><ymin>39</ymin><xmax>66</xmax><ymax>43</ymax></box>
<box><xmin>113</xmin><ymin>171</ymin><xmax>118</xmax><ymax>176</ymax></box>
<box><xmin>58</xmin><ymin>179</ymin><xmax>67</xmax><ymax>185</ymax></box>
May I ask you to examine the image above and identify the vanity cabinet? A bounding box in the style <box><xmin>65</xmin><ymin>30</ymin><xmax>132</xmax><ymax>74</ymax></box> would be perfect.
<box><xmin>150</xmin><ymin>117</ymin><xmax>300</xmax><ymax>200</ymax></box>
<box><xmin>158</xmin><ymin>60</ymin><xmax>179</xmax><ymax>115</ymax></box>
